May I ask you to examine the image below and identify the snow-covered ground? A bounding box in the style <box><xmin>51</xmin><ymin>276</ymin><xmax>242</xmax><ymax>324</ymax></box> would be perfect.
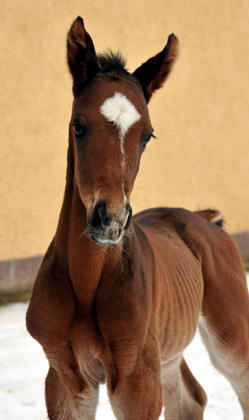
<box><xmin>1</xmin><ymin>274</ymin><xmax>248</xmax><ymax>420</ymax></box>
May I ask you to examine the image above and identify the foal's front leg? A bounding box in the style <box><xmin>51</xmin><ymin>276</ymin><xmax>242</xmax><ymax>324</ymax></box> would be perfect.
<box><xmin>27</xmin><ymin>252</ymin><xmax>101</xmax><ymax>419</ymax></box>
<box><xmin>107</xmin><ymin>342</ymin><xmax>163</xmax><ymax>420</ymax></box>
<box><xmin>46</xmin><ymin>365</ymin><xmax>99</xmax><ymax>420</ymax></box>
<box><xmin>44</xmin><ymin>320</ymin><xmax>102</xmax><ymax>420</ymax></box>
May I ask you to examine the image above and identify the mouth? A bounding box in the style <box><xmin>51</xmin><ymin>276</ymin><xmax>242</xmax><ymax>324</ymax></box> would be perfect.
<box><xmin>88</xmin><ymin>224</ymin><xmax>124</xmax><ymax>245</ymax></box>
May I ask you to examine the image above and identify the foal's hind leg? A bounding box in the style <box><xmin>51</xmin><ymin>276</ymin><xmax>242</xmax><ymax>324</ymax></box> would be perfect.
<box><xmin>200</xmin><ymin>238</ymin><xmax>249</xmax><ymax>419</ymax></box>
<box><xmin>45</xmin><ymin>366</ymin><xmax>99</xmax><ymax>420</ymax></box>
<box><xmin>161</xmin><ymin>355</ymin><xmax>207</xmax><ymax>419</ymax></box>
<box><xmin>199</xmin><ymin>313</ymin><xmax>249</xmax><ymax>419</ymax></box>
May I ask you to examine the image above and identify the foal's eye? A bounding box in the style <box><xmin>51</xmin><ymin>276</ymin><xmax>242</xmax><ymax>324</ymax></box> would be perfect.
<box><xmin>143</xmin><ymin>133</ymin><xmax>155</xmax><ymax>148</ymax></box>
<box><xmin>74</xmin><ymin>123</ymin><xmax>87</xmax><ymax>141</ymax></box>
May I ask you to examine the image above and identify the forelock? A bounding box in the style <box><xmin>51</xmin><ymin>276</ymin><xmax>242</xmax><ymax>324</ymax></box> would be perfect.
<box><xmin>97</xmin><ymin>51</ymin><xmax>128</xmax><ymax>74</ymax></box>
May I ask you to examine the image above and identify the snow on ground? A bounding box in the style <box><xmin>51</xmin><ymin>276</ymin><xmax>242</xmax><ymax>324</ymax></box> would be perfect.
<box><xmin>1</xmin><ymin>274</ymin><xmax>248</xmax><ymax>420</ymax></box>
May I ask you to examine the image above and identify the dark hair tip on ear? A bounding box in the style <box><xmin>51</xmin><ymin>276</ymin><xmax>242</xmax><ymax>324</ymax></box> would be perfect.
<box><xmin>168</xmin><ymin>33</ymin><xmax>179</xmax><ymax>44</ymax></box>
<box><xmin>76</xmin><ymin>16</ymin><xmax>84</xmax><ymax>26</ymax></box>
<box><xmin>165</xmin><ymin>33</ymin><xmax>179</xmax><ymax>57</ymax></box>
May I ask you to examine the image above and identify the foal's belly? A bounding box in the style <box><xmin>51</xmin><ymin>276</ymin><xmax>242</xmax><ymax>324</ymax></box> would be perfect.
<box><xmin>146</xmin><ymin>230</ymin><xmax>204</xmax><ymax>363</ymax></box>
<box><xmin>159</xmin><ymin>309</ymin><xmax>200</xmax><ymax>364</ymax></box>
<box><xmin>159</xmin><ymin>268</ymin><xmax>203</xmax><ymax>363</ymax></box>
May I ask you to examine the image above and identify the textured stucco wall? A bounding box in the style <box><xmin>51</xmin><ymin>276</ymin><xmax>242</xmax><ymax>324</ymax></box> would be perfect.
<box><xmin>1</xmin><ymin>0</ymin><xmax>249</xmax><ymax>260</ymax></box>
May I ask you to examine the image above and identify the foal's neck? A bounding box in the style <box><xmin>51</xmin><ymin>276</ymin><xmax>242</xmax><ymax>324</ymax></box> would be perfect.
<box><xmin>54</xmin><ymin>178</ymin><xmax>122</xmax><ymax>314</ymax></box>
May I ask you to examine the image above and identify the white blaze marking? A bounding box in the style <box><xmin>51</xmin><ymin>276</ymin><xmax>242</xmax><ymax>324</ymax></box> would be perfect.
<box><xmin>100</xmin><ymin>92</ymin><xmax>141</xmax><ymax>203</ymax></box>
<box><xmin>100</xmin><ymin>92</ymin><xmax>141</xmax><ymax>143</ymax></box>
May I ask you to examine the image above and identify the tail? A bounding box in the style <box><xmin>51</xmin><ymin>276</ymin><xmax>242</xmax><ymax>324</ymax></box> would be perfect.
<box><xmin>195</xmin><ymin>209</ymin><xmax>224</xmax><ymax>228</ymax></box>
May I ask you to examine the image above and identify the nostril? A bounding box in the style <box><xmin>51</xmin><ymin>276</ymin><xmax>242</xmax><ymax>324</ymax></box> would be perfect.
<box><xmin>91</xmin><ymin>201</ymin><xmax>103</xmax><ymax>228</ymax></box>
<box><xmin>91</xmin><ymin>209</ymin><xmax>102</xmax><ymax>229</ymax></box>
<box><xmin>91</xmin><ymin>201</ymin><xmax>108</xmax><ymax>229</ymax></box>
<box><xmin>124</xmin><ymin>205</ymin><xmax>132</xmax><ymax>229</ymax></box>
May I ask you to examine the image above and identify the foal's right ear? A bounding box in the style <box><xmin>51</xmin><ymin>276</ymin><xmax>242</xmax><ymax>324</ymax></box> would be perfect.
<box><xmin>67</xmin><ymin>17</ymin><xmax>99</xmax><ymax>96</ymax></box>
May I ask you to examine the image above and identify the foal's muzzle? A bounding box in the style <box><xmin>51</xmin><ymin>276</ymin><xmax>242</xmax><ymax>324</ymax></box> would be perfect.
<box><xmin>88</xmin><ymin>201</ymin><xmax>132</xmax><ymax>244</ymax></box>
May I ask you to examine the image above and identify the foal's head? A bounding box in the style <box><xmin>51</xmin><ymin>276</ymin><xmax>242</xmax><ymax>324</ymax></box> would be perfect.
<box><xmin>67</xmin><ymin>17</ymin><xmax>179</xmax><ymax>244</ymax></box>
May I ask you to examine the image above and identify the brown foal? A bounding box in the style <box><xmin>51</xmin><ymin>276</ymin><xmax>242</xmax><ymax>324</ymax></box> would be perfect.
<box><xmin>26</xmin><ymin>17</ymin><xmax>249</xmax><ymax>420</ymax></box>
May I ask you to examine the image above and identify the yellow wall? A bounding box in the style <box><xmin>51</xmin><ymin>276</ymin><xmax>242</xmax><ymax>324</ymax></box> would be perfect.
<box><xmin>1</xmin><ymin>0</ymin><xmax>249</xmax><ymax>260</ymax></box>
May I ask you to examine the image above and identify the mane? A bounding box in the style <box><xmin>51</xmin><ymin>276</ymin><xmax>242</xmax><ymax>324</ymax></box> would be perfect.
<box><xmin>97</xmin><ymin>51</ymin><xmax>129</xmax><ymax>74</ymax></box>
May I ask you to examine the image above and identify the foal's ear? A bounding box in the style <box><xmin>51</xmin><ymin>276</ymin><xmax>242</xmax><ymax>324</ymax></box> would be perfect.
<box><xmin>133</xmin><ymin>34</ymin><xmax>179</xmax><ymax>102</ymax></box>
<box><xmin>67</xmin><ymin>17</ymin><xmax>99</xmax><ymax>96</ymax></box>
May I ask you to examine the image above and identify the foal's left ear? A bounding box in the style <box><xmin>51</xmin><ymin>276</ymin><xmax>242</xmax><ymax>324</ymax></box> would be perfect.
<box><xmin>133</xmin><ymin>34</ymin><xmax>179</xmax><ymax>102</ymax></box>
<box><xmin>67</xmin><ymin>17</ymin><xmax>99</xmax><ymax>96</ymax></box>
